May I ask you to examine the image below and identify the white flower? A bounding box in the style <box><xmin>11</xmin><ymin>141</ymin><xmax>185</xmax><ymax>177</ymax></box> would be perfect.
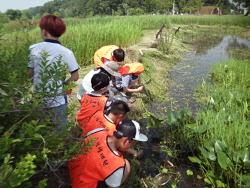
<box><xmin>210</xmin><ymin>97</ymin><xmax>214</xmax><ymax>103</ymax></box>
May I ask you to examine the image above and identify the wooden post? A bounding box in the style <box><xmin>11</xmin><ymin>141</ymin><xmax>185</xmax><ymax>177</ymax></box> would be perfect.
<box><xmin>156</xmin><ymin>25</ymin><xmax>165</xmax><ymax>39</ymax></box>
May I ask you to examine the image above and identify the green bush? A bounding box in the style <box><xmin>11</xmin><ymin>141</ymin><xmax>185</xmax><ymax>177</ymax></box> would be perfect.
<box><xmin>0</xmin><ymin>30</ymin><xmax>87</xmax><ymax>187</ymax></box>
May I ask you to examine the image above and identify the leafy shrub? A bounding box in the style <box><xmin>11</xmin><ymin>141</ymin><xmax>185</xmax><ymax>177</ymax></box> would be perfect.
<box><xmin>0</xmin><ymin>30</ymin><xmax>87</xmax><ymax>187</ymax></box>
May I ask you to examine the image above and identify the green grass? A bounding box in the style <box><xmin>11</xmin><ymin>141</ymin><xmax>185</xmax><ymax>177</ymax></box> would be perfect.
<box><xmin>1</xmin><ymin>15</ymin><xmax>250</xmax><ymax>187</ymax></box>
<box><xmin>170</xmin><ymin>15</ymin><xmax>250</xmax><ymax>27</ymax></box>
<box><xmin>8</xmin><ymin>15</ymin><xmax>172</xmax><ymax>67</ymax></box>
<box><xmin>188</xmin><ymin>58</ymin><xmax>250</xmax><ymax>187</ymax></box>
<box><xmin>2</xmin><ymin>15</ymin><xmax>248</xmax><ymax>67</ymax></box>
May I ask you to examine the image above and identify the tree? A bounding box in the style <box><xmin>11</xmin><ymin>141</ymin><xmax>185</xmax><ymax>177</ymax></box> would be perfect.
<box><xmin>73</xmin><ymin>0</ymin><xmax>88</xmax><ymax>17</ymax></box>
<box><xmin>99</xmin><ymin>1</ymin><xmax>112</xmax><ymax>15</ymax></box>
<box><xmin>127</xmin><ymin>7</ymin><xmax>145</xmax><ymax>15</ymax></box>
<box><xmin>38</xmin><ymin>6</ymin><xmax>45</xmax><ymax>16</ymax></box>
<box><xmin>233</xmin><ymin>0</ymin><xmax>250</xmax><ymax>15</ymax></box>
<box><xmin>53</xmin><ymin>11</ymin><xmax>61</xmax><ymax>17</ymax></box>
<box><xmin>190</xmin><ymin>0</ymin><xmax>204</xmax><ymax>14</ymax></box>
<box><xmin>109</xmin><ymin>0</ymin><xmax>124</xmax><ymax>12</ymax></box>
<box><xmin>5</xmin><ymin>9</ymin><xmax>22</xmax><ymax>20</ymax></box>
<box><xmin>155</xmin><ymin>0</ymin><xmax>173</xmax><ymax>14</ymax></box>
<box><xmin>0</xmin><ymin>12</ymin><xmax>8</xmax><ymax>25</ymax></box>
<box><xmin>21</xmin><ymin>10</ymin><xmax>33</xmax><ymax>20</ymax></box>
<box><xmin>142</xmin><ymin>0</ymin><xmax>157</xmax><ymax>13</ymax></box>
<box><xmin>43</xmin><ymin>1</ymin><xmax>57</xmax><ymax>14</ymax></box>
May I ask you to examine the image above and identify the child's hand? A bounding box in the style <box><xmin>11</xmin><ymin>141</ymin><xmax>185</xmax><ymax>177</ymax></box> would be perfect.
<box><xmin>110</xmin><ymin>83</ymin><xmax>114</xmax><ymax>87</ymax></box>
<box><xmin>66</xmin><ymin>89</ymin><xmax>72</xmax><ymax>94</ymax></box>
<box><xmin>137</xmin><ymin>85</ymin><xmax>144</xmax><ymax>92</ymax></box>
<box><xmin>133</xmin><ymin>151</ymin><xmax>138</xmax><ymax>158</ymax></box>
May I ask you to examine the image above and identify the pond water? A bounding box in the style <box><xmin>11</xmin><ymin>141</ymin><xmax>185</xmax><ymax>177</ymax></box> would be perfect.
<box><xmin>141</xmin><ymin>31</ymin><xmax>250</xmax><ymax>187</ymax></box>
<box><xmin>149</xmin><ymin>32</ymin><xmax>250</xmax><ymax>117</ymax></box>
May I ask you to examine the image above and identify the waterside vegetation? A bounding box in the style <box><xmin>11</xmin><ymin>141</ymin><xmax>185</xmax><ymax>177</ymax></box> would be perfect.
<box><xmin>0</xmin><ymin>15</ymin><xmax>250</xmax><ymax>187</ymax></box>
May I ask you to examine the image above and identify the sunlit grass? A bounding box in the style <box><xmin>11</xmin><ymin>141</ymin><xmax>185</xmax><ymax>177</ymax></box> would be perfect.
<box><xmin>201</xmin><ymin>59</ymin><xmax>250</xmax><ymax>145</ymax></box>
<box><xmin>192</xmin><ymin>59</ymin><xmax>250</xmax><ymax>187</ymax></box>
<box><xmin>2</xmin><ymin>15</ymin><xmax>247</xmax><ymax>67</ymax></box>
<box><xmin>8</xmin><ymin>15</ymin><xmax>172</xmax><ymax>67</ymax></box>
<box><xmin>170</xmin><ymin>15</ymin><xmax>250</xmax><ymax>27</ymax></box>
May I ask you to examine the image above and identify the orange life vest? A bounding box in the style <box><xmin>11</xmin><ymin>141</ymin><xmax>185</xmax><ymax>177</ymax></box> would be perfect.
<box><xmin>77</xmin><ymin>94</ymin><xmax>108</xmax><ymax>131</ymax></box>
<box><xmin>83</xmin><ymin>110</ymin><xmax>116</xmax><ymax>136</ymax></box>
<box><xmin>119</xmin><ymin>62</ymin><xmax>144</xmax><ymax>75</ymax></box>
<box><xmin>68</xmin><ymin>129</ymin><xmax>125</xmax><ymax>188</ymax></box>
<box><xmin>94</xmin><ymin>45</ymin><xmax>119</xmax><ymax>67</ymax></box>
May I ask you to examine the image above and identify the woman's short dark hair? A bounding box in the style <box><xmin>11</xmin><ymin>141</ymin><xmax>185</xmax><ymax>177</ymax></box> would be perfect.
<box><xmin>39</xmin><ymin>14</ymin><xmax>66</xmax><ymax>37</ymax></box>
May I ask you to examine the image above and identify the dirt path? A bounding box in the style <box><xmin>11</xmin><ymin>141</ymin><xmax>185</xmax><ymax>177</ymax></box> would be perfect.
<box><xmin>125</xmin><ymin>30</ymin><xmax>158</xmax><ymax>62</ymax></box>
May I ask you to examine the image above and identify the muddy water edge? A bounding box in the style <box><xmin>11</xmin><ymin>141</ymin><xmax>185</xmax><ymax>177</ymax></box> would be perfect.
<box><xmin>128</xmin><ymin>27</ymin><xmax>250</xmax><ymax>188</ymax></box>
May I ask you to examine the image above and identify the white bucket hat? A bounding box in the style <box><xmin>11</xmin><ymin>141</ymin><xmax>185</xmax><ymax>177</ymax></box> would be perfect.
<box><xmin>101</xmin><ymin>61</ymin><xmax>121</xmax><ymax>77</ymax></box>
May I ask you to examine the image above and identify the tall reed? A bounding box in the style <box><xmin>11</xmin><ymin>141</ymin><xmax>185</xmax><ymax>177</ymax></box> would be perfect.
<box><xmin>23</xmin><ymin>15</ymin><xmax>172</xmax><ymax>66</ymax></box>
<box><xmin>3</xmin><ymin>15</ymin><xmax>246</xmax><ymax>67</ymax></box>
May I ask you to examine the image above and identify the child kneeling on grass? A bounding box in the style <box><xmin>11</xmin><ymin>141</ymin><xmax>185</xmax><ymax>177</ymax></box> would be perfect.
<box><xmin>112</xmin><ymin>62</ymin><xmax>145</xmax><ymax>96</ymax></box>
<box><xmin>68</xmin><ymin>119</ymin><xmax>148</xmax><ymax>188</ymax></box>
<box><xmin>77</xmin><ymin>73</ymin><xmax>113</xmax><ymax>131</ymax></box>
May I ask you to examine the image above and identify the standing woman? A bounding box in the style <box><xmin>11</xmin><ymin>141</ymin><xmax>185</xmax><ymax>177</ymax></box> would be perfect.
<box><xmin>27</xmin><ymin>14</ymin><xmax>79</xmax><ymax>133</ymax></box>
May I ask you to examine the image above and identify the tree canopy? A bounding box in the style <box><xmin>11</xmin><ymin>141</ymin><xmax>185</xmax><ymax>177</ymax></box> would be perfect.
<box><xmin>1</xmin><ymin>0</ymin><xmax>248</xmax><ymax>21</ymax></box>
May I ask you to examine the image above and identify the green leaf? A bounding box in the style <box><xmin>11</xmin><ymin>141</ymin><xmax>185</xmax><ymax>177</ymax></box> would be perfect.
<box><xmin>150</xmin><ymin>114</ymin><xmax>164</xmax><ymax>127</ymax></box>
<box><xmin>216</xmin><ymin>180</ymin><xmax>226</xmax><ymax>187</ymax></box>
<box><xmin>242</xmin><ymin>147</ymin><xmax>249</xmax><ymax>163</ymax></box>
<box><xmin>11</xmin><ymin>139</ymin><xmax>21</xmax><ymax>143</ymax></box>
<box><xmin>168</xmin><ymin>111</ymin><xmax>177</xmax><ymax>124</ymax></box>
<box><xmin>199</xmin><ymin>146</ymin><xmax>216</xmax><ymax>161</ymax></box>
<box><xmin>214</xmin><ymin>140</ymin><xmax>227</xmax><ymax>152</ymax></box>
<box><xmin>206</xmin><ymin>171</ymin><xmax>215</xmax><ymax>178</ymax></box>
<box><xmin>204</xmin><ymin>178</ymin><xmax>212</xmax><ymax>184</ymax></box>
<box><xmin>232</xmin><ymin>152</ymin><xmax>241</xmax><ymax>164</ymax></box>
<box><xmin>162</xmin><ymin>168</ymin><xmax>168</xmax><ymax>173</ymax></box>
<box><xmin>186</xmin><ymin>169</ymin><xmax>193</xmax><ymax>175</ymax></box>
<box><xmin>34</xmin><ymin>125</ymin><xmax>46</xmax><ymax>132</ymax></box>
<box><xmin>185</xmin><ymin>107</ymin><xmax>192</xmax><ymax>117</ymax></box>
<box><xmin>176</xmin><ymin>110</ymin><xmax>184</xmax><ymax>120</ymax></box>
<box><xmin>146</xmin><ymin>117</ymin><xmax>153</xmax><ymax>128</ymax></box>
<box><xmin>35</xmin><ymin>179</ymin><xmax>47</xmax><ymax>188</ymax></box>
<box><xmin>244</xmin><ymin>161</ymin><xmax>250</xmax><ymax>170</ymax></box>
<box><xmin>167</xmin><ymin>150</ymin><xmax>173</xmax><ymax>157</ymax></box>
<box><xmin>3</xmin><ymin>154</ymin><xmax>13</xmax><ymax>164</ymax></box>
<box><xmin>34</xmin><ymin>133</ymin><xmax>41</xmax><ymax>138</ymax></box>
<box><xmin>192</xmin><ymin>124</ymin><xmax>208</xmax><ymax>133</ymax></box>
<box><xmin>24</xmin><ymin>139</ymin><xmax>31</xmax><ymax>146</ymax></box>
<box><xmin>217</xmin><ymin>150</ymin><xmax>233</xmax><ymax>169</ymax></box>
<box><xmin>188</xmin><ymin>156</ymin><xmax>202</xmax><ymax>164</ymax></box>
<box><xmin>185</xmin><ymin>123</ymin><xmax>197</xmax><ymax>129</ymax></box>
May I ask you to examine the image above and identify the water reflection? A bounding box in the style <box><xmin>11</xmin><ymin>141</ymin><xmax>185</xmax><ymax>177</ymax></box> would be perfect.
<box><xmin>143</xmin><ymin>32</ymin><xmax>250</xmax><ymax>188</ymax></box>
<box><xmin>227</xmin><ymin>35</ymin><xmax>250</xmax><ymax>50</ymax></box>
